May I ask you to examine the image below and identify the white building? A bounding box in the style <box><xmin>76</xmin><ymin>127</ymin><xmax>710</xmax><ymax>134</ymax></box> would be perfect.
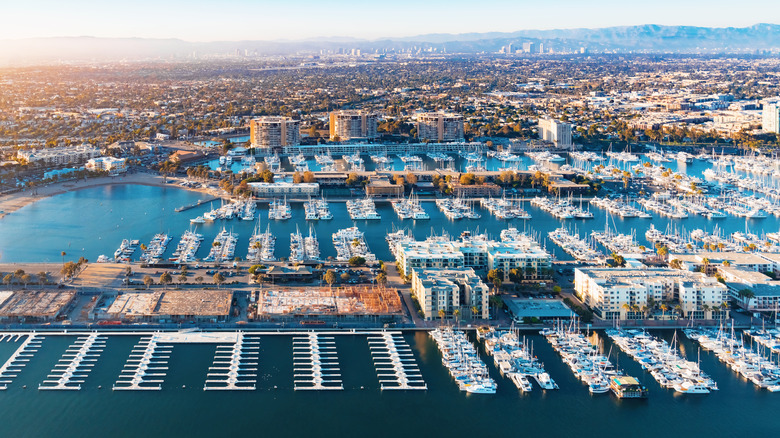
<box><xmin>574</xmin><ymin>268</ymin><xmax>728</xmax><ymax>320</ymax></box>
<box><xmin>538</xmin><ymin>118</ymin><xmax>572</xmax><ymax>147</ymax></box>
<box><xmin>416</xmin><ymin>112</ymin><xmax>464</xmax><ymax>142</ymax></box>
<box><xmin>85</xmin><ymin>156</ymin><xmax>127</xmax><ymax>174</ymax></box>
<box><xmin>411</xmin><ymin>267</ymin><xmax>490</xmax><ymax>320</ymax></box>
<box><xmin>17</xmin><ymin>145</ymin><xmax>101</xmax><ymax>167</ymax></box>
<box><xmin>393</xmin><ymin>231</ymin><xmax>552</xmax><ymax>280</ymax></box>
<box><xmin>762</xmin><ymin>100</ymin><xmax>780</xmax><ymax>134</ymax></box>
<box><xmin>248</xmin><ymin>182</ymin><xmax>319</xmax><ymax>197</ymax></box>
<box><xmin>249</xmin><ymin>117</ymin><xmax>300</xmax><ymax>150</ymax></box>
<box><xmin>329</xmin><ymin>110</ymin><xmax>378</xmax><ymax>141</ymax></box>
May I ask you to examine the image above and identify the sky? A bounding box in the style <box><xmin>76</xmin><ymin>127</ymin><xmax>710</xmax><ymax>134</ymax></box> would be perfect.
<box><xmin>0</xmin><ymin>0</ymin><xmax>775</xmax><ymax>41</ymax></box>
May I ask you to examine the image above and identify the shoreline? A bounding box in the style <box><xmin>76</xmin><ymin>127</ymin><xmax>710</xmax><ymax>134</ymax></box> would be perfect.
<box><xmin>0</xmin><ymin>172</ymin><xmax>223</xmax><ymax>219</ymax></box>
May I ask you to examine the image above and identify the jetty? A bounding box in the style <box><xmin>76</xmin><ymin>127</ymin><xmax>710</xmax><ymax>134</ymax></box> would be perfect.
<box><xmin>174</xmin><ymin>197</ymin><xmax>219</xmax><ymax>213</ymax></box>
<box><xmin>113</xmin><ymin>334</ymin><xmax>172</xmax><ymax>391</ymax></box>
<box><xmin>0</xmin><ymin>334</ymin><xmax>42</xmax><ymax>390</ymax></box>
<box><xmin>368</xmin><ymin>331</ymin><xmax>426</xmax><ymax>390</ymax></box>
<box><xmin>203</xmin><ymin>333</ymin><xmax>260</xmax><ymax>391</ymax></box>
<box><xmin>293</xmin><ymin>333</ymin><xmax>343</xmax><ymax>390</ymax></box>
<box><xmin>39</xmin><ymin>333</ymin><xmax>106</xmax><ymax>390</ymax></box>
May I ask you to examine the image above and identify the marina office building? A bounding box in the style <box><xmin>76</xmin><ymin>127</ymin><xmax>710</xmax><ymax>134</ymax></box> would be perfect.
<box><xmin>329</xmin><ymin>110</ymin><xmax>378</xmax><ymax>141</ymax></box>
<box><xmin>392</xmin><ymin>233</ymin><xmax>552</xmax><ymax>281</ymax></box>
<box><xmin>411</xmin><ymin>268</ymin><xmax>489</xmax><ymax>320</ymax></box>
<box><xmin>249</xmin><ymin>117</ymin><xmax>301</xmax><ymax>151</ymax></box>
<box><xmin>574</xmin><ymin>268</ymin><xmax>728</xmax><ymax>320</ymax></box>
<box><xmin>248</xmin><ymin>182</ymin><xmax>320</xmax><ymax>197</ymax></box>
<box><xmin>416</xmin><ymin>112</ymin><xmax>465</xmax><ymax>142</ymax></box>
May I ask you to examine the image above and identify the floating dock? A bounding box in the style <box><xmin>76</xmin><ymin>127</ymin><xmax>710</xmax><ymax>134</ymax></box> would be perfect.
<box><xmin>39</xmin><ymin>333</ymin><xmax>106</xmax><ymax>390</ymax></box>
<box><xmin>113</xmin><ymin>334</ymin><xmax>172</xmax><ymax>391</ymax></box>
<box><xmin>293</xmin><ymin>333</ymin><xmax>343</xmax><ymax>390</ymax></box>
<box><xmin>368</xmin><ymin>331</ymin><xmax>426</xmax><ymax>390</ymax></box>
<box><xmin>204</xmin><ymin>333</ymin><xmax>260</xmax><ymax>391</ymax></box>
<box><xmin>0</xmin><ymin>334</ymin><xmax>42</xmax><ymax>390</ymax></box>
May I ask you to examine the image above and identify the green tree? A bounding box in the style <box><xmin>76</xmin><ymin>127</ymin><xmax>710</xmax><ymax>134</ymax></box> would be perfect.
<box><xmin>348</xmin><ymin>256</ymin><xmax>366</xmax><ymax>267</ymax></box>
<box><xmin>213</xmin><ymin>272</ymin><xmax>225</xmax><ymax>288</ymax></box>
<box><xmin>376</xmin><ymin>272</ymin><xmax>387</xmax><ymax>286</ymax></box>
<box><xmin>487</xmin><ymin>269</ymin><xmax>503</xmax><ymax>291</ymax></box>
<box><xmin>159</xmin><ymin>272</ymin><xmax>173</xmax><ymax>289</ymax></box>
<box><xmin>324</xmin><ymin>269</ymin><xmax>337</xmax><ymax>288</ymax></box>
<box><xmin>143</xmin><ymin>275</ymin><xmax>154</xmax><ymax>289</ymax></box>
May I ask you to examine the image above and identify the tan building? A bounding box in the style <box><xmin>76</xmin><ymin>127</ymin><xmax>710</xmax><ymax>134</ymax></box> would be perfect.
<box><xmin>329</xmin><ymin>110</ymin><xmax>378</xmax><ymax>141</ymax></box>
<box><xmin>365</xmin><ymin>179</ymin><xmax>403</xmax><ymax>197</ymax></box>
<box><xmin>250</xmin><ymin>117</ymin><xmax>300</xmax><ymax>150</ymax></box>
<box><xmin>449</xmin><ymin>182</ymin><xmax>501</xmax><ymax>197</ymax></box>
<box><xmin>417</xmin><ymin>112</ymin><xmax>464</xmax><ymax>142</ymax></box>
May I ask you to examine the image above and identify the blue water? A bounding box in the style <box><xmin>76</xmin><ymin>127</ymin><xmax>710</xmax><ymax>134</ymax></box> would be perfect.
<box><xmin>0</xmin><ymin>180</ymin><xmax>778</xmax><ymax>263</ymax></box>
<box><xmin>0</xmin><ymin>331</ymin><xmax>775</xmax><ymax>437</ymax></box>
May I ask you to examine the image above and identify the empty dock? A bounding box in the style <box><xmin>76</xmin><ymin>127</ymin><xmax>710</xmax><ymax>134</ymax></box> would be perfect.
<box><xmin>39</xmin><ymin>333</ymin><xmax>106</xmax><ymax>390</ymax></box>
<box><xmin>113</xmin><ymin>334</ymin><xmax>172</xmax><ymax>391</ymax></box>
<box><xmin>293</xmin><ymin>333</ymin><xmax>343</xmax><ymax>390</ymax></box>
<box><xmin>368</xmin><ymin>331</ymin><xmax>426</xmax><ymax>390</ymax></box>
<box><xmin>0</xmin><ymin>334</ymin><xmax>42</xmax><ymax>390</ymax></box>
<box><xmin>204</xmin><ymin>333</ymin><xmax>260</xmax><ymax>391</ymax></box>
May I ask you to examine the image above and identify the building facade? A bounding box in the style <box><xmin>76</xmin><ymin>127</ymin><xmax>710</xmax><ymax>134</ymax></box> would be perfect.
<box><xmin>763</xmin><ymin>101</ymin><xmax>780</xmax><ymax>134</ymax></box>
<box><xmin>17</xmin><ymin>145</ymin><xmax>101</xmax><ymax>167</ymax></box>
<box><xmin>249</xmin><ymin>117</ymin><xmax>301</xmax><ymax>150</ymax></box>
<box><xmin>574</xmin><ymin>268</ymin><xmax>728</xmax><ymax>320</ymax></box>
<box><xmin>248</xmin><ymin>182</ymin><xmax>319</xmax><ymax>197</ymax></box>
<box><xmin>417</xmin><ymin>112</ymin><xmax>464</xmax><ymax>142</ymax></box>
<box><xmin>411</xmin><ymin>267</ymin><xmax>489</xmax><ymax>320</ymax></box>
<box><xmin>538</xmin><ymin>118</ymin><xmax>572</xmax><ymax>147</ymax></box>
<box><xmin>86</xmin><ymin>156</ymin><xmax>127</xmax><ymax>173</ymax></box>
<box><xmin>329</xmin><ymin>110</ymin><xmax>378</xmax><ymax>141</ymax></box>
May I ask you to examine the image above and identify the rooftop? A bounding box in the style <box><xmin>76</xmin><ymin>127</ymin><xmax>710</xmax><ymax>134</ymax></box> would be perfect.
<box><xmin>0</xmin><ymin>290</ymin><xmax>76</xmax><ymax>318</ymax></box>
<box><xmin>505</xmin><ymin>298</ymin><xmax>575</xmax><ymax>319</ymax></box>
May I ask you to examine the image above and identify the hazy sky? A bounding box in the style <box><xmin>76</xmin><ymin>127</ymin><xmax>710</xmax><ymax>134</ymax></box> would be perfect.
<box><xmin>0</xmin><ymin>0</ymin><xmax>774</xmax><ymax>41</ymax></box>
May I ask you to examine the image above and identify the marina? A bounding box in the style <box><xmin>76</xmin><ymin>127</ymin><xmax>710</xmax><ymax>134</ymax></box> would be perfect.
<box><xmin>368</xmin><ymin>331</ymin><xmax>427</xmax><ymax>390</ymax></box>
<box><xmin>204</xmin><ymin>333</ymin><xmax>260</xmax><ymax>391</ymax></box>
<box><xmin>0</xmin><ymin>334</ymin><xmax>41</xmax><ymax>390</ymax></box>
<box><xmin>430</xmin><ymin>327</ymin><xmax>497</xmax><ymax>394</ymax></box>
<box><xmin>113</xmin><ymin>334</ymin><xmax>173</xmax><ymax>391</ymax></box>
<box><xmin>293</xmin><ymin>333</ymin><xmax>343</xmax><ymax>390</ymax></box>
<box><xmin>39</xmin><ymin>333</ymin><xmax>107</xmax><ymax>390</ymax></box>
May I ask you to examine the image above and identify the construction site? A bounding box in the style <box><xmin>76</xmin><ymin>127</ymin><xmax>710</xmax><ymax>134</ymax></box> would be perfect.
<box><xmin>0</xmin><ymin>290</ymin><xmax>77</xmax><ymax>323</ymax></box>
<box><xmin>252</xmin><ymin>286</ymin><xmax>403</xmax><ymax>322</ymax></box>
<box><xmin>101</xmin><ymin>290</ymin><xmax>234</xmax><ymax>323</ymax></box>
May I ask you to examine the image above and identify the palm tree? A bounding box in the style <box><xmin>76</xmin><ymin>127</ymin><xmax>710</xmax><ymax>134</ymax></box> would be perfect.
<box><xmin>471</xmin><ymin>306</ymin><xmax>479</xmax><ymax>320</ymax></box>
<box><xmin>61</xmin><ymin>251</ymin><xmax>66</xmax><ymax>267</ymax></box>
<box><xmin>674</xmin><ymin>304</ymin><xmax>683</xmax><ymax>319</ymax></box>
<box><xmin>659</xmin><ymin>304</ymin><xmax>669</xmax><ymax>319</ymax></box>
<box><xmin>453</xmin><ymin>309</ymin><xmax>461</xmax><ymax>322</ymax></box>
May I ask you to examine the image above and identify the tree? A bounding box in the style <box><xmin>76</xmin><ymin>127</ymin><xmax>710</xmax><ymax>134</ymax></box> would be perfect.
<box><xmin>611</xmin><ymin>253</ymin><xmax>626</xmax><ymax>267</ymax></box>
<box><xmin>195</xmin><ymin>276</ymin><xmax>204</xmax><ymax>284</ymax></box>
<box><xmin>737</xmin><ymin>288</ymin><xmax>755</xmax><ymax>307</ymax></box>
<box><xmin>453</xmin><ymin>309</ymin><xmax>461</xmax><ymax>322</ymax></box>
<box><xmin>38</xmin><ymin>271</ymin><xmax>48</xmax><ymax>285</ymax></box>
<box><xmin>61</xmin><ymin>251</ymin><xmax>66</xmax><ymax>266</ymax></box>
<box><xmin>213</xmin><ymin>272</ymin><xmax>225</xmax><ymax>288</ymax></box>
<box><xmin>669</xmin><ymin>259</ymin><xmax>683</xmax><ymax>270</ymax></box>
<box><xmin>3</xmin><ymin>274</ymin><xmax>12</xmax><ymax>289</ymax></box>
<box><xmin>159</xmin><ymin>272</ymin><xmax>173</xmax><ymax>289</ymax></box>
<box><xmin>659</xmin><ymin>303</ymin><xmax>669</xmax><ymax>319</ymax></box>
<box><xmin>376</xmin><ymin>272</ymin><xmax>387</xmax><ymax>286</ymax></box>
<box><xmin>324</xmin><ymin>269</ymin><xmax>337</xmax><ymax>288</ymax></box>
<box><xmin>125</xmin><ymin>266</ymin><xmax>133</xmax><ymax>277</ymax></box>
<box><xmin>487</xmin><ymin>269</ymin><xmax>503</xmax><ymax>291</ymax></box>
<box><xmin>20</xmin><ymin>274</ymin><xmax>31</xmax><ymax>288</ymax></box>
<box><xmin>178</xmin><ymin>272</ymin><xmax>187</xmax><ymax>286</ymax></box>
<box><xmin>657</xmin><ymin>246</ymin><xmax>669</xmax><ymax>259</ymax></box>
<box><xmin>471</xmin><ymin>306</ymin><xmax>479</xmax><ymax>320</ymax></box>
<box><xmin>405</xmin><ymin>172</ymin><xmax>418</xmax><ymax>185</ymax></box>
<box><xmin>459</xmin><ymin>173</ymin><xmax>476</xmax><ymax>185</ymax></box>
<box><xmin>340</xmin><ymin>272</ymin><xmax>350</xmax><ymax>282</ymax></box>
<box><xmin>438</xmin><ymin>308</ymin><xmax>446</xmax><ymax>320</ymax></box>
<box><xmin>143</xmin><ymin>275</ymin><xmax>154</xmax><ymax>289</ymax></box>
<box><xmin>348</xmin><ymin>256</ymin><xmax>366</xmax><ymax>267</ymax></box>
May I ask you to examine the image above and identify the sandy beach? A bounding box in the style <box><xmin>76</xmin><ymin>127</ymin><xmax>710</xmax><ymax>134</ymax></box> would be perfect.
<box><xmin>0</xmin><ymin>172</ymin><xmax>222</xmax><ymax>219</ymax></box>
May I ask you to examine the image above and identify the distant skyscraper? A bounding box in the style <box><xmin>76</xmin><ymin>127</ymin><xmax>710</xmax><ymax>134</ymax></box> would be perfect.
<box><xmin>250</xmin><ymin>117</ymin><xmax>300</xmax><ymax>150</ymax></box>
<box><xmin>417</xmin><ymin>112</ymin><xmax>465</xmax><ymax>142</ymax></box>
<box><xmin>538</xmin><ymin>118</ymin><xmax>572</xmax><ymax>147</ymax></box>
<box><xmin>329</xmin><ymin>110</ymin><xmax>378</xmax><ymax>141</ymax></box>
<box><xmin>763</xmin><ymin>101</ymin><xmax>780</xmax><ymax>134</ymax></box>
<box><xmin>523</xmin><ymin>42</ymin><xmax>535</xmax><ymax>53</ymax></box>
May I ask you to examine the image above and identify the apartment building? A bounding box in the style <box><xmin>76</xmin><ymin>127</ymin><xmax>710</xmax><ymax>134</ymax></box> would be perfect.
<box><xmin>411</xmin><ymin>267</ymin><xmax>489</xmax><ymax>320</ymax></box>
<box><xmin>329</xmin><ymin>110</ymin><xmax>378</xmax><ymax>141</ymax></box>
<box><xmin>249</xmin><ymin>117</ymin><xmax>300</xmax><ymax>150</ymax></box>
<box><xmin>538</xmin><ymin>117</ymin><xmax>572</xmax><ymax>147</ymax></box>
<box><xmin>17</xmin><ymin>145</ymin><xmax>101</xmax><ymax>167</ymax></box>
<box><xmin>416</xmin><ymin>112</ymin><xmax>464</xmax><ymax>142</ymax></box>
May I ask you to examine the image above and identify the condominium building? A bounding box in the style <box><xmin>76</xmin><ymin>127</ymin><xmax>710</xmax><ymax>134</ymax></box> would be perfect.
<box><xmin>85</xmin><ymin>156</ymin><xmax>127</xmax><ymax>174</ymax></box>
<box><xmin>17</xmin><ymin>145</ymin><xmax>101</xmax><ymax>167</ymax></box>
<box><xmin>329</xmin><ymin>110</ymin><xmax>378</xmax><ymax>141</ymax></box>
<box><xmin>763</xmin><ymin>100</ymin><xmax>780</xmax><ymax>134</ymax></box>
<box><xmin>248</xmin><ymin>182</ymin><xmax>319</xmax><ymax>197</ymax></box>
<box><xmin>411</xmin><ymin>267</ymin><xmax>490</xmax><ymax>320</ymax></box>
<box><xmin>249</xmin><ymin>117</ymin><xmax>300</xmax><ymax>150</ymax></box>
<box><xmin>574</xmin><ymin>268</ymin><xmax>728</xmax><ymax>320</ymax></box>
<box><xmin>416</xmin><ymin>112</ymin><xmax>464</xmax><ymax>142</ymax></box>
<box><xmin>538</xmin><ymin>118</ymin><xmax>572</xmax><ymax>147</ymax></box>
<box><xmin>393</xmin><ymin>231</ymin><xmax>552</xmax><ymax>280</ymax></box>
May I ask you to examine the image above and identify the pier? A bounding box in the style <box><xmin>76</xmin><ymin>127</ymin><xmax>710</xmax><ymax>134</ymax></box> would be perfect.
<box><xmin>39</xmin><ymin>333</ymin><xmax>106</xmax><ymax>390</ymax></box>
<box><xmin>293</xmin><ymin>333</ymin><xmax>343</xmax><ymax>390</ymax></box>
<box><xmin>174</xmin><ymin>197</ymin><xmax>219</xmax><ymax>213</ymax></box>
<box><xmin>0</xmin><ymin>334</ymin><xmax>42</xmax><ymax>390</ymax></box>
<box><xmin>368</xmin><ymin>331</ymin><xmax>426</xmax><ymax>390</ymax></box>
<box><xmin>113</xmin><ymin>334</ymin><xmax>172</xmax><ymax>391</ymax></box>
<box><xmin>203</xmin><ymin>333</ymin><xmax>260</xmax><ymax>391</ymax></box>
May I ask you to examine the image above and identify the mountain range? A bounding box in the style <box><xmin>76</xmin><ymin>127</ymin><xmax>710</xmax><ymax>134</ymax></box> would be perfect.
<box><xmin>1</xmin><ymin>24</ymin><xmax>778</xmax><ymax>65</ymax></box>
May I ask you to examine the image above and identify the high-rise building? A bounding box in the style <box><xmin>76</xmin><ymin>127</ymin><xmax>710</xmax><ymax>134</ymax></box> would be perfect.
<box><xmin>763</xmin><ymin>100</ymin><xmax>780</xmax><ymax>134</ymax></box>
<box><xmin>416</xmin><ymin>112</ymin><xmax>464</xmax><ymax>142</ymax></box>
<box><xmin>522</xmin><ymin>42</ymin><xmax>535</xmax><ymax>53</ymax></box>
<box><xmin>538</xmin><ymin>117</ymin><xmax>572</xmax><ymax>147</ymax></box>
<box><xmin>329</xmin><ymin>110</ymin><xmax>378</xmax><ymax>141</ymax></box>
<box><xmin>249</xmin><ymin>117</ymin><xmax>300</xmax><ymax>150</ymax></box>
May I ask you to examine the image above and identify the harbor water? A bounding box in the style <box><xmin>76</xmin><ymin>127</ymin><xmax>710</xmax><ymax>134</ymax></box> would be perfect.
<box><xmin>0</xmin><ymin>330</ymin><xmax>776</xmax><ymax>437</ymax></box>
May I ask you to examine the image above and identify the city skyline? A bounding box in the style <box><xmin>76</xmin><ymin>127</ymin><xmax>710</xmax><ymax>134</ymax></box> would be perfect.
<box><xmin>0</xmin><ymin>0</ymin><xmax>776</xmax><ymax>42</ymax></box>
